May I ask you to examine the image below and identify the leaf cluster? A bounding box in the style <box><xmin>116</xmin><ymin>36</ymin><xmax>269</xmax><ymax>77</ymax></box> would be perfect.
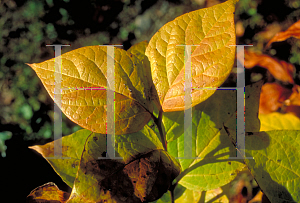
<box><xmin>26</xmin><ymin>1</ymin><xmax>300</xmax><ymax>202</ymax></box>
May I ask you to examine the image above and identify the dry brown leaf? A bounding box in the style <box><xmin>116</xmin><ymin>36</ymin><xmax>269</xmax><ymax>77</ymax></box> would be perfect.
<box><xmin>286</xmin><ymin>85</ymin><xmax>300</xmax><ymax>106</ymax></box>
<box><xmin>285</xmin><ymin>105</ymin><xmax>300</xmax><ymax>118</ymax></box>
<box><xmin>238</xmin><ymin>51</ymin><xmax>295</xmax><ymax>84</ymax></box>
<box><xmin>26</xmin><ymin>182</ymin><xmax>70</xmax><ymax>203</ymax></box>
<box><xmin>266</xmin><ymin>19</ymin><xmax>300</xmax><ymax>48</ymax></box>
<box><xmin>283</xmin><ymin>85</ymin><xmax>300</xmax><ymax>118</ymax></box>
<box><xmin>259</xmin><ymin>83</ymin><xmax>292</xmax><ymax>114</ymax></box>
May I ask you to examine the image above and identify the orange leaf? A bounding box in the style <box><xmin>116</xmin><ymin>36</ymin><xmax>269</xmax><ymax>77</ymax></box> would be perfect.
<box><xmin>240</xmin><ymin>51</ymin><xmax>295</xmax><ymax>84</ymax></box>
<box><xmin>266</xmin><ymin>19</ymin><xmax>300</xmax><ymax>48</ymax></box>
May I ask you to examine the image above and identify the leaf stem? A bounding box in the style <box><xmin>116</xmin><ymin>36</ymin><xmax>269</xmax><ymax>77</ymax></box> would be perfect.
<box><xmin>154</xmin><ymin>108</ymin><xmax>167</xmax><ymax>151</ymax></box>
<box><xmin>169</xmin><ymin>189</ymin><xmax>175</xmax><ymax>203</ymax></box>
<box><xmin>143</xmin><ymin>105</ymin><xmax>167</xmax><ymax>151</ymax></box>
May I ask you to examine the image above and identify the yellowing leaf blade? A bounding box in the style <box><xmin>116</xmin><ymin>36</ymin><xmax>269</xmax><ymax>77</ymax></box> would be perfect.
<box><xmin>259</xmin><ymin>112</ymin><xmax>300</xmax><ymax>131</ymax></box>
<box><xmin>28</xmin><ymin>46</ymin><xmax>153</xmax><ymax>135</ymax></box>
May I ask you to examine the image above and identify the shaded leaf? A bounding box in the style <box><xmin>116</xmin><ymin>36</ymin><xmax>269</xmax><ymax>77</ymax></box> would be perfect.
<box><xmin>163</xmin><ymin>88</ymin><xmax>236</xmax><ymax>143</ymax></box>
<box><xmin>145</xmin><ymin>0</ymin><xmax>238</xmax><ymax>112</ymax></box>
<box><xmin>67</xmin><ymin>125</ymin><xmax>180</xmax><ymax>203</ymax></box>
<box><xmin>244</xmin><ymin>131</ymin><xmax>300</xmax><ymax>202</ymax></box>
<box><xmin>149</xmin><ymin>184</ymin><xmax>186</xmax><ymax>203</ymax></box>
<box><xmin>163</xmin><ymin>88</ymin><xmax>237</xmax><ymax>143</ymax></box>
<box><xmin>27</xmin><ymin>45</ymin><xmax>153</xmax><ymax>135</ymax></box>
<box><xmin>167</xmin><ymin>107</ymin><xmax>245</xmax><ymax>191</ymax></box>
<box><xmin>240</xmin><ymin>51</ymin><xmax>295</xmax><ymax>84</ymax></box>
<box><xmin>128</xmin><ymin>40</ymin><xmax>161</xmax><ymax>111</ymax></box>
<box><xmin>163</xmin><ymin>83</ymin><xmax>262</xmax><ymax>191</ymax></box>
<box><xmin>259</xmin><ymin>112</ymin><xmax>300</xmax><ymax>131</ymax></box>
<box><xmin>27</xmin><ymin>182</ymin><xmax>70</xmax><ymax>203</ymax></box>
<box><xmin>266</xmin><ymin>19</ymin><xmax>300</xmax><ymax>48</ymax></box>
<box><xmin>164</xmin><ymin>81</ymin><xmax>261</xmax><ymax>142</ymax></box>
<box><xmin>29</xmin><ymin>129</ymin><xmax>92</xmax><ymax>188</ymax></box>
<box><xmin>245</xmin><ymin>81</ymin><xmax>262</xmax><ymax>132</ymax></box>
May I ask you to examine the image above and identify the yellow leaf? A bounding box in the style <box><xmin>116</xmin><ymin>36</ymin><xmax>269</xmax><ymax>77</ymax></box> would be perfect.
<box><xmin>28</xmin><ymin>46</ymin><xmax>153</xmax><ymax>135</ymax></box>
<box><xmin>146</xmin><ymin>0</ymin><xmax>238</xmax><ymax>112</ymax></box>
<box><xmin>174</xmin><ymin>187</ymin><xmax>229</xmax><ymax>203</ymax></box>
<box><xmin>259</xmin><ymin>112</ymin><xmax>300</xmax><ymax>131</ymax></box>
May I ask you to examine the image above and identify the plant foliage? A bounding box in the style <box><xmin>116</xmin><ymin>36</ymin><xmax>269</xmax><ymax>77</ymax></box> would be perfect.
<box><xmin>26</xmin><ymin>0</ymin><xmax>300</xmax><ymax>202</ymax></box>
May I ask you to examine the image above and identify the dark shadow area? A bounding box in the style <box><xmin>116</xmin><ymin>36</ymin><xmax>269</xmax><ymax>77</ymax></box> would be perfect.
<box><xmin>247</xmin><ymin>159</ymin><xmax>296</xmax><ymax>203</ymax></box>
<box><xmin>0</xmin><ymin>133</ymin><xmax>71</xmax><ymax>202</ymax></box>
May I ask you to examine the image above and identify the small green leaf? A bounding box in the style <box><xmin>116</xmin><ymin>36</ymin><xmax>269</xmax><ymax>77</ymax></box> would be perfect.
<box><xmin>29</xmin><ymin>129</ymin><xmax>92</xmax><ymax>187</ymax></box>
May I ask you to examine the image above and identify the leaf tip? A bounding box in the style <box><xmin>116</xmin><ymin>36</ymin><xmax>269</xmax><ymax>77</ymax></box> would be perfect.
<box><xmin>29</xmin><ymin>145</ymin><xmax>44</xmax><ymax>156</ymax></box>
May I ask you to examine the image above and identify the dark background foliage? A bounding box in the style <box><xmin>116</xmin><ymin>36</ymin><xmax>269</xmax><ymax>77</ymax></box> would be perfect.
<box><xmin>0</xmin><ymin>0</ymin><xmax>300</xmax><ymax>202</ymax></box>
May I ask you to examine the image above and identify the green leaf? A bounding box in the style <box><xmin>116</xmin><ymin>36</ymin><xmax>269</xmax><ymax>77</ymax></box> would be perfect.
<box><xmin>67</xmin><ymin>125</ymin><xmax>181</xmax><ymax>203</ymax></box>
<box><xmin>165</xmin><ymin>87</ymin><xmax>246</xmax><ymax>191</ymax></box>
<box><xmin>245</xmin><ymin>131</ymin><xmax>300</xmax><ymax>202</ymax></box>
<box><xmin>29</xmin><ymin>129</ymin><xmax>92</xmax><ymax>188</ymax></box>
<box><xmin>259</xmin><ymin>112</ymin><xmax>300</xmax><ymax>131</ymax></box>
<box><xmin>145</xmin><ymin>0</ymin><xmax>238</xmax><ymax>112</ymax></box>
<box><xmin>28</xmin><ymin>45</ymin><xmax>153</xmax><ymax>135</ymax></box>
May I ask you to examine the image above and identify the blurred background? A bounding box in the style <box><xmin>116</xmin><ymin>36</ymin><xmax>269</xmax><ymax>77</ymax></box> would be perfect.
<box><xmin>1</xmin><ymin>0</ymin><xmax>300</xmax><ymax>202</ymax></box>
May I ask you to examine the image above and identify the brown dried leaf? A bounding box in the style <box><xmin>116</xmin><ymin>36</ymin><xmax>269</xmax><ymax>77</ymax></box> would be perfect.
<box><xmin>286</xmin><ymin>85</ymin><xmax>300</xmax><ymax>106</ymax></box>
<box><xmin>266</xmin><ymin>20</ymin><xmax>300</xmax><ymax>48</ymax></box>
<box><xmin>26</xmin><ymin>182</ymin><xmax>70</xmax><ymax>203</ymax></box>
<box><xmin>239</xmin><ymin>51</ymin><xmax>295</xmax><ymax>84</ymax></box>
<box><xmin>284</xmin><ymin>85</ymin><xmax>300</xmax><ymax>118</ymax></box>
<box><xmin>259</xmin><ymin>83</ymin><xmax>292</xmax><ymax>114</ymax></box>
<box><xmin>66</xmin><ymin>130</ymin><xmax>181</xmax><ymax>203</ymax></box>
